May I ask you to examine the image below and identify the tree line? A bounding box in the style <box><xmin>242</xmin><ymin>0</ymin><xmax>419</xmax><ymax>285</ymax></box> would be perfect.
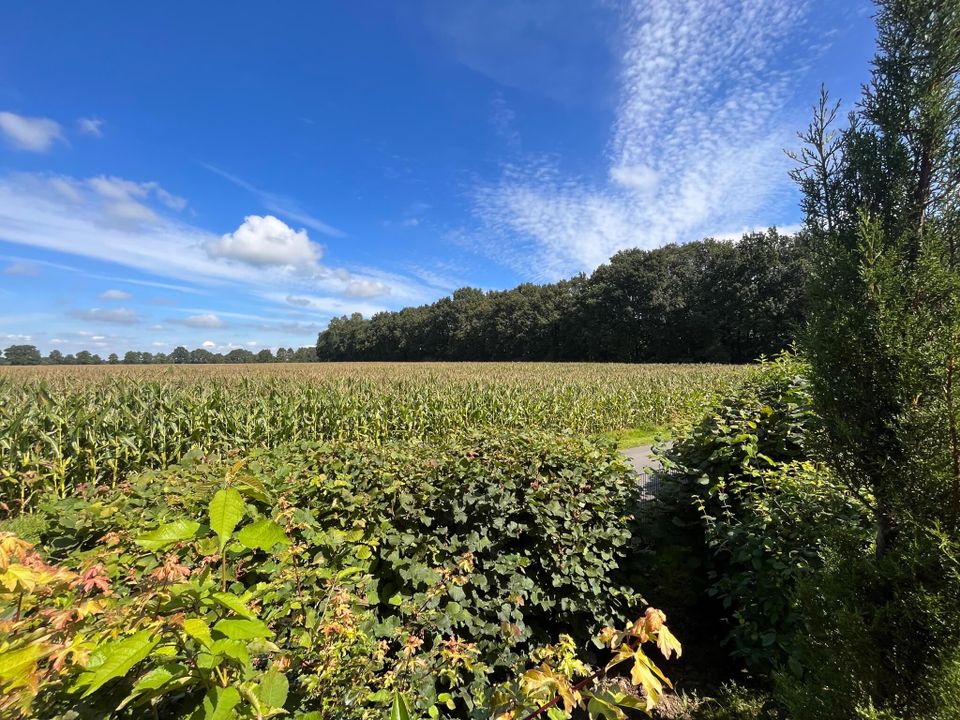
<box><xmin>316</xmin><ymin>228</ymin><xmax>807</xmax><ymax>363</ymax></box>
<box><xmin>0</xmin><ymin>345</ymin><xmax>320</xmax><ymax>366</ymax></box>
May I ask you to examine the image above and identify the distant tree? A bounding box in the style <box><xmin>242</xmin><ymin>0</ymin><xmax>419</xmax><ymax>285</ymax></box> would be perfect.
<box><xmin>123</xmin><ymin>351</ymin><xmax>141</xmax><ymax>364</ymax></box>
<box><xmin>144</xmin><ymin>352</ymin><xmax>158</xmax><ymax>364</ymax></box>
<box><xmin>62</xmin><ymin>354</ymin><xmax>76</xmax><ymax>365</ymax></box>
<box><xmin>3</xmin><ymin>344</ymin><xmax>42</xmax><ymax>365</ymax></box>
<box><xmin>108</xmin><ymin>353</ymin><xmax>119</xmax><ymax>364</ymax></box>
<box><xmin>255</xmin><ymin>348</ymin><xmax>274</xmax><ymax>363</ymax></box>
<box><xmin>46</xmin><ymin>349</ymin><xmax>64</xmax><ymax>365</ymax></box>
<box><xmin>74</xmin><ymin>350</ymin><xmax>97</xmax><ymax>365</ymax></box>
<box><xmin>225</xmin><ymin>348</ymin><xmax>254</xmax><ymax>364</ymax></box>
<box><xmin>170</xmin><ymin>346</ymin><xmax>190</xmax><ymax>364</ymax></box>
<box><xmin>292</xmin><ymin>347</ymin><xmax>316</xmax><ymax>362</ymax></box>
<box><xmin>190</xmin><ymin>348</ymin><xmax>215</xmax><ymax>364</ymax></box>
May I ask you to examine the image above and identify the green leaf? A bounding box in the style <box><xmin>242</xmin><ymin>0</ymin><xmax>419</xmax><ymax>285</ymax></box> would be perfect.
<box><xmin>209</xmin><ymin>488</ymin><xmax>245</xmax><ymax>551</ymax></box>
<box><xmin>0</xmin><ymin>643</ymin><xmax>47</xmax><ymax>682</ymax></box>
<box><xmin>390</xmin><ymin>691</ymin><xmax>412</xmax><ymax>720</ymax></box>
<box><xmin>130</xmin><ymin>664</ymin><xmax>182</xmax><ymax>693</ymax></box>
<box><xmin>211</xmin><ymin>592</ymin><xmax>256</xmax><ymax>619</ymax></box>
<box><xmin>257</xmin><ymin>669</ymin><xmax>289</xmax><ymax>708</ymax></box>
<box><xmin>79</xmin><ymin>630</ymin><xmax>160</xmax><ymax>697</ymax></box>
<box><xmin>210</xmin><ymin>639</ymin><xmax>250</xmax><ymax>666</ymax></box>
<box><xmin>183</xmin><ymin>617</ymin><xmax>214</xmax><ymax>648</ymax></box>
<box><xmin>214</xmin><ymin>618</ymin><xmax>273</xmax><ymax>640</ymax></box>
<box><xmin>587</xmin><ymin>695</ymin><xmax>626</xmax><ymax>720</ymax></box>
<box><xmin>200</xmin><ymin>685</ymin><xmax>241</xmax><ymax>720</ymax></box>
<box><xmin>135</xmin><ymin>519</ymin><xmax>200</xmax><ymax>551</ymax></box>
<box><xmin>236</xmin><ymin>519</ymin><xmax>289</xmax><ymax>551</ymax></box>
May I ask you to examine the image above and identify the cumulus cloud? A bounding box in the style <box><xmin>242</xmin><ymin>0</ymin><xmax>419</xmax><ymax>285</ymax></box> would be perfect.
<box><xmin>205</xmin><ymin>215</ymin><xmax>320</xmax><ymax>268</ymax></box>
<box><xmin>201</xmin><ymin>340</ymin><xmax>216</xmax><ymax>349</ymax></box>
<box><xmin>99</xmin><ymin>289</ymin><xmax>132</xmax><ymax>301</ymax></box>
<box><xmin>0</xmin><ymin>111</ymin><xmax>64</xmax><ymax>152</ymax></box>
<box><xmin>77</xmin><ymin>117</ymin><xmax>104</xmax><ymax>137</ymax></box>
<box><xmin>471</xmin><ymin>0</ymin><xmax>813</xmax><ymax>279</ymax></box>
<box><xmin>69</xmin><ymin>307</ymin><xmax>141</xmax><ymax>325</ymax></box>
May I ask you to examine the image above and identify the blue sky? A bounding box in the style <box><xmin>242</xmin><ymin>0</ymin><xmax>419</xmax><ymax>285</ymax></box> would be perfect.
<box><xmin>0</xmin><ymin>0</ymin><xmax>876</xmax><ymax>355</ymax></box>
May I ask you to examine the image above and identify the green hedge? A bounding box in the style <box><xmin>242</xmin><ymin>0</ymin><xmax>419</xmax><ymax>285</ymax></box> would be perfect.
<box><xmin>656</xmin><ymin>355</ymin><xmax>870</xmax><ymax>672</ymax></box>
<box><xmin>6</xmin><ymin>430</ymin><xmax>646</xmax><ymax>718</ymax></box>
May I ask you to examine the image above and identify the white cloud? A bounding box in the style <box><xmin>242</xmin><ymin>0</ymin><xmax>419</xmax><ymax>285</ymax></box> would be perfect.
<box><xmin>99</xmin><ymin>289</ymin><xmax>132</xmax><ymax>301</ymax></box>
<box><xmin>268</xmin><ymin>292</ymin><xmax>386</xmax><ymax>318</ymax></box>
<box><xmin>69</xmin><ymin>307</ymin><xmax>141</xmax><ymax>325</ymax></box>
<box><xmin>3</xmin><ymin>261</ymin><xmax>39</xmax><ymax>277</ymax></box>
<box><xmin>176</xmin><ymin>313</ymin><xmax>225</xmax><ymax>329</ymax></box>
<box><xmin>0</xmin><ymin>111</ymin><xmax>64</xmax><ymax>152</ymax></box>
<box><xmin>471</xmin><ymin>0</ymin><xmax>811</xmax><ymax>279</ymax></box>
<box><xmin>77</xmin><ymin>117</ymin><xmax>104</xmax><ymax>137</ymax></box>
<box><xmin>206</xmin><ymin>215</ymin><xmax>319</xmax><ymax>268</ymax></box>
<box><xmin>344</xmin><ymin>279</ymin><xmax>391</xmax><ymax>298</ymax></box>
<box><xmin>609</xmin><ymin>164</ymin><xmax>658</xmax><ymax>194</ymax></box>
<box><xmin>201</xmin><ymin>340</ymin><xmax>216</xmax><ymax>349</ymax></box>
<box><xmin>86</xmin><ymin>175</ymin><xmax>187</xmax><ymax>222</ymax></box>
<box><xmin>0</xmin><ymin>171</ymin><xmax>441</xmax><ymax>315</ymax></box>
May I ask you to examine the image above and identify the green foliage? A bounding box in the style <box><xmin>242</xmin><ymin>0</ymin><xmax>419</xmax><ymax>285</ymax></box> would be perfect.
<box><xmin>316</xmin><ymin>230</ymin><xmax>807</xmax><ymax>363</ymax></box>
<box><xmin>0</xmin><ymin>429</ymin><xmax>658</xmax><ymax>718</ymax></box>
<box><xmin>659</xmin><ymin>355</ymin><xmax>870</xmax><ymax>673</ymax></box>
<box><xmin>788</xmin><ymin>1</ymin><xmax>960</xmax><ymax>716</ymax></box>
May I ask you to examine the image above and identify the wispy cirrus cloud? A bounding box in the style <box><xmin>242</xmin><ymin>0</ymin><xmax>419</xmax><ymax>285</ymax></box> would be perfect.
<box><xmin>77</xmin><ymin>117</ymin><xmax>104</xmax><ymax>137</ymax></box>
<box><xmin>68</xmin><ymin>307</ymin><xmax>141</xmax><ymax>325</ymax></box>
<box><xmin>472</xmin><ymin>0</ymin><xmax>814</xmax><ymax>279</ymax></box>
<box><xmin>0</xmin><ymin>171</ymin><xmax>438</xmax><ymax>312</ymax></box>
<box><xmin>203</xmin><ymin>164</ymin><xmax>345</xmax><ymax>238</ymax></box>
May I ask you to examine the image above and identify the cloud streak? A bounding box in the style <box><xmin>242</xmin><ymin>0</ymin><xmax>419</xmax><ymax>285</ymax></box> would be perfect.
<box><xmin>0</xmin><ymin>111</ymin><xmax>64</xmax><ymax>152</ymax></box>
<box><xmin>203</xmin><ymin>164</ymin><xmax>345</xmax><ymax>238</ymax></box>
<box><xmin>472</xmin><ymin>0</ymin><xmax>813</xmax><ymax>279</ymax></box>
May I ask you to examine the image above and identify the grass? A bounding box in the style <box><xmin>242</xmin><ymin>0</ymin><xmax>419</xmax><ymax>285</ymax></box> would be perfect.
<box><xmin>602</xmin><ymin>424</ymin><xmax>670</xmax><ymax>449</ymax></box>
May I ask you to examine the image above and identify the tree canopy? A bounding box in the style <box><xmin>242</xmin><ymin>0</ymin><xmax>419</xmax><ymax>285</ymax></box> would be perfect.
<box><xmin>316</xmin><ymin>229</ymin><xmax>807</xmax><ymax>363</ymax></box>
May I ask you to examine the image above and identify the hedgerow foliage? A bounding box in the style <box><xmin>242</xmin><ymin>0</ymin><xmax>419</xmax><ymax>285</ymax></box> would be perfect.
<box><xmin>0</xmin><ymin>430</ymin><xmax>670</xmax><ymax>718</ymax></box>
<box><xmin>657</xmin><ymin>355</ymin><xmax>871</xmax><ymax>672</ymax></box>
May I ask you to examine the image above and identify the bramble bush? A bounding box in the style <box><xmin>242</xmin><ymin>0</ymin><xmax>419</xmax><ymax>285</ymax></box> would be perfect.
<box><xmin>654</xmin><ymin>355</ymin><xmax>870</xmax><ymax>672</ymax></box>
<box><xmin>0</xmin><ymin>430</ymin><xmax>679</xmax><ymax>718</ymax></box>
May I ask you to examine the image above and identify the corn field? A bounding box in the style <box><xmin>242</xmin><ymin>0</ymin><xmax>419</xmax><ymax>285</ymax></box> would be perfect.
<box><xmin>0</xmin><ymin>362</ymin><xmax>747</xmax><ymax>510</ymax></box>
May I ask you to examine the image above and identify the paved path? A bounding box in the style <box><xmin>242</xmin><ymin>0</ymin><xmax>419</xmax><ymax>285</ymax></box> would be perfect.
<box><xmin>621</xmin><ymin>444</ymin><xmax>665</xmax><ymax>500</ymax></box>
<box><xmin>621</xmin><ymin>444</ymin><xmax>656</xmax><ymax>474</ymax></box>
